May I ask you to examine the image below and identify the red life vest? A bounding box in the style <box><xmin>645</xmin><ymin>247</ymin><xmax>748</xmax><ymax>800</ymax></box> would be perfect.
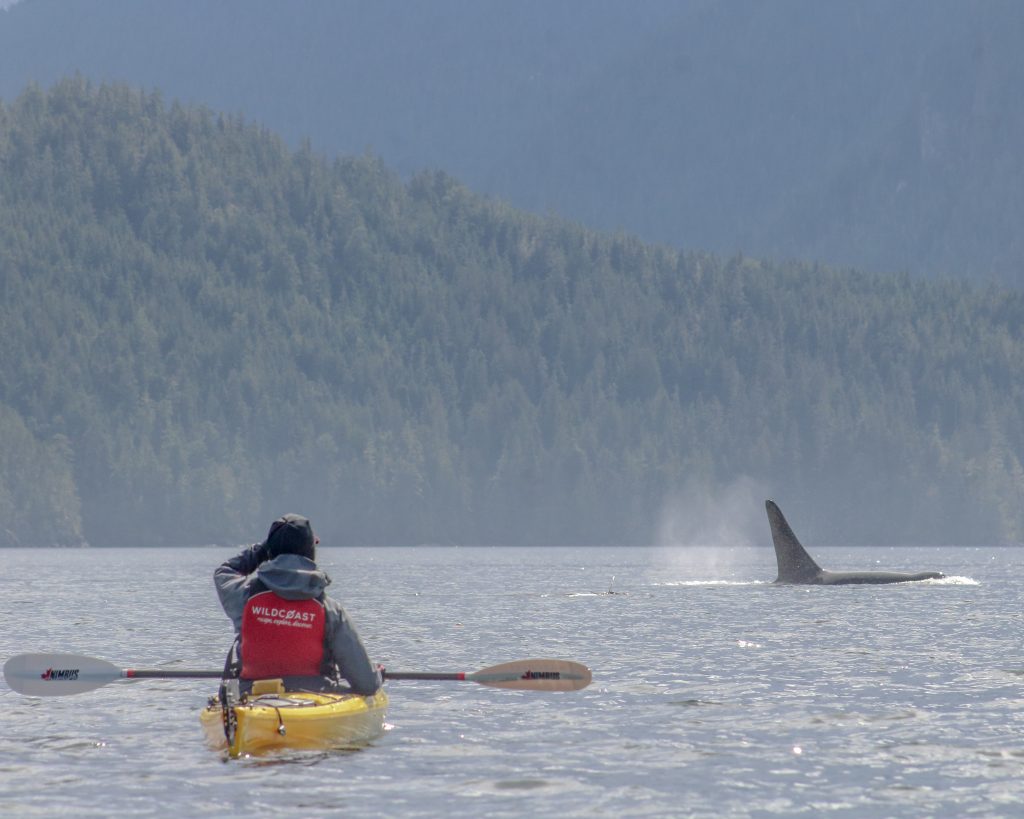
<box><xmin>240</xmin><ymin>590</ymin><xmax>326</xmax><ymax>679</ymax></box>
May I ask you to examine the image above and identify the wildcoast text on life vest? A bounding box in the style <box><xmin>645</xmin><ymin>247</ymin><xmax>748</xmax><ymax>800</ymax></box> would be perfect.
<box><xmin>250</xmin><ymin>605</ymin><xmax>318</xmax><ymax>627</ymax></box>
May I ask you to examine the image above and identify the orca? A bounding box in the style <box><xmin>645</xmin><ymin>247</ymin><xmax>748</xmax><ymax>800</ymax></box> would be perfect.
<box><xmin>766</xmin><ymin>500</ymin><xmax>944</xmax><ymax>585</ymax></box>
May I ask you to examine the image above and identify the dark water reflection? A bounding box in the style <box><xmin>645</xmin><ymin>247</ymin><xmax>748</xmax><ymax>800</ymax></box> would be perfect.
<box><xmin>1</xmin><ymin>545</ymin><xmax>1021</xmax><ymax>816</ymax></box>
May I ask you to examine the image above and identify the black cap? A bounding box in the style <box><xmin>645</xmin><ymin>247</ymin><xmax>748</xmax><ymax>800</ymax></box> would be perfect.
<box><xmin>265</xmin><ymin>514</ymin><xmax>316</xmax><ymax>560</ymax></box>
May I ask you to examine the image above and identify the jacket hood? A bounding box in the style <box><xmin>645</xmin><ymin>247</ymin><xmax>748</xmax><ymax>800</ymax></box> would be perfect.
<box><xmin>255</xmin><ymin>554</ymin><xmax>331</xmax><ymax>600</ymax></box>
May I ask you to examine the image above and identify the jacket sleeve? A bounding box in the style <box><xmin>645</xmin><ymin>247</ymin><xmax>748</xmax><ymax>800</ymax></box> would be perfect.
<box><xmin>213</xmin><ymin>543</ymin><xmax>265</xmax><ymax>632</ymax></box>
<box><xmin>324</xmin><ymin>600</ymin><xmax>383</xmax><ymax>695</ymax></box>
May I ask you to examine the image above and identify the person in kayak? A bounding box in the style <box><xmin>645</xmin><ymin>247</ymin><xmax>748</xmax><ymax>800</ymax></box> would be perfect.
<box><xmin>214</xmin><ymin>513</ymin><xmax>382</xmax><ymax>695</ymax></box>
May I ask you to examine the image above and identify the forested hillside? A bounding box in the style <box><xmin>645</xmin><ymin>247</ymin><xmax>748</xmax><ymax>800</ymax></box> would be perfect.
<box><xmin>3</xmin><ymin>79</ymin><xmax>1024</xmax><ymax>548</ymax></box>
<box><xmin>2</xmin><ymin>0</ymin><xmax>1022</xmax><ymax>284</ymax></box>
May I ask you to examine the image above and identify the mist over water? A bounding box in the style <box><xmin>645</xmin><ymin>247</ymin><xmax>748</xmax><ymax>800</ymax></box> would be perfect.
<box><xmin>655</xmin><ymin>477</ymin><xmax>768</xmax><ymax>580</ymax></box>
<box><xmin>1</xmin><ymin>544</ymin><xmax>1020</xmax><ymax>817</ymax></box>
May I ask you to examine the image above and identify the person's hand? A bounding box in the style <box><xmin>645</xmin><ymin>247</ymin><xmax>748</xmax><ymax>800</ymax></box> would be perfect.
<box><xmin>243</xmin><ymin>542</ymin><xmax>270</xmax><ymax>572</ymax></box>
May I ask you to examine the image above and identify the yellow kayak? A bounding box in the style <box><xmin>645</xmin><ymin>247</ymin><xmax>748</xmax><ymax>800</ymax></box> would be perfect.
<box><xmin>200</xmin><ymin>679</ymin><xmax>388</xmax><ymax>758</ymax></box>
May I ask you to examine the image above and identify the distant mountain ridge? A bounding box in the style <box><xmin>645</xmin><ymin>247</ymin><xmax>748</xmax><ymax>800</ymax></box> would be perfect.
<box><xmin>1</xmin><ymin>0</ymin><xmax>1022</xmax><ymax>283</ymax></box>
<box><xmin>3</xmin><ymin>79</ymin><xmax>1024</xmax><ymax>547</ymax></box>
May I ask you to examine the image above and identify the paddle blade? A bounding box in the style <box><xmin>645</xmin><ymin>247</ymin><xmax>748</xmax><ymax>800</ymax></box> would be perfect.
<box><xmin>468</xmin><ymin>659</ymin><xmax>592</xmax><ymax>691</ymax></box>
<box><xmin>4</xmin><ymin>653</ymin><xmax>121</xmax><ymax>696</ymax></box>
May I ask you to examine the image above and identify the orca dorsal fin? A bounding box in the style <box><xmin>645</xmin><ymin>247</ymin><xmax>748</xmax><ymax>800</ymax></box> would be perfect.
<box><xmin>765</xmin><ymin>500</ymin><xmax>822</xmax><ymax>583</ymax></box>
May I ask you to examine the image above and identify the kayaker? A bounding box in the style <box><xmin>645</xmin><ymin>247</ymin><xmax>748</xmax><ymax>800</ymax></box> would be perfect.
<box><xmin>214</xmin><ymin>513</ymin><xmax>382</xmax><ymax>695</ymax></box>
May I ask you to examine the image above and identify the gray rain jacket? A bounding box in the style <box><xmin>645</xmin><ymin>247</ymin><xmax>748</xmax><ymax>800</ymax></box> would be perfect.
<box><xmin>214</xmin><ymin>545</ymin><xmax>382</xmax><ymax>695</ymax></box>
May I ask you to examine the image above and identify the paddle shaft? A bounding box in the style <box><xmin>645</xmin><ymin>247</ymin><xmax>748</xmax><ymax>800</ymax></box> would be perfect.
<box><xmin>384</xmin><ymin>672</ymin><xmax>464</xmax><ymax>681</ymax></box>
<box><xmin>125</xmin><ymin>669</ymin><xmax>223</xmax><ymax>679</ymax></box>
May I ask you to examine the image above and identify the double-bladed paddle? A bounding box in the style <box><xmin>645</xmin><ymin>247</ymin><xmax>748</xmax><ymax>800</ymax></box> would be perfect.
<box><xmin>3</xmin><ymin>653</ymin><xmax>591</xmax><ymax>696</ymax></box>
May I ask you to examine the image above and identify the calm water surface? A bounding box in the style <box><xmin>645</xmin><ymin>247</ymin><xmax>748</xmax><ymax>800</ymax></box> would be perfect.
<box><xmin>1</xmin><ymin>545</ymin><xmax>1021</xmax><ymax>817</ymax></box>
